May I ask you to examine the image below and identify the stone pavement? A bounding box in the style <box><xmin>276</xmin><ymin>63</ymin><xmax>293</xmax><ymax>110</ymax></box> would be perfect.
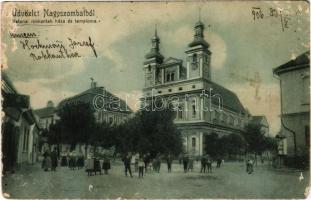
<box><xmin>2</xmin><ymin>160</ymin><xmax>310</xmax><ymax>199</ymax></box>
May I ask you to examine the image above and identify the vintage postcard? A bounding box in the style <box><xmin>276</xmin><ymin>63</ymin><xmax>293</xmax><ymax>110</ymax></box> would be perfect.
<box><xmin>1</xmin><ymin>1</ymin><xmax>310</xmax><ymax>199</ymax></box>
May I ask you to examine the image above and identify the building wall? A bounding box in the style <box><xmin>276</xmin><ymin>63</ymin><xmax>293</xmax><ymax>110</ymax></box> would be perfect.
<box><xmin>94</xmin><ymin>110</ymin><xmax>129</xmax><ymax>125</ymax></box>
<box><xmin>17</xmin><ymin>117</ymin><xmax>31</xmax><ymax>164</ymax></box>
<box><xmin>143</xmin><ymin>87</ymin><xmax>247</xmax><ymax>156</ymax></box>
<box><xmin>281</xmin><ymin>113</ymin><xmax>309</xmax><ymax>156</ymax></box>
<box><xmin>182</xmin><ymin>130</ymin><xmax>203</xmax><ymax>156</ymax></box>
<box><xmin>280</xmin><ymin>67</ymin><xmax>310</xmax><ymax>114</ymax></box>
<box><xmin>38</xmin><ymin>114</ymin><xmax>59</xmax><ymax>130</ymax></box>
<box><xmin>279</xmin><ymin>67</ymin><xmax>310</xmax><ymax>157</ymax></box>
<box><xmin>27</xmin><ymin>125</ymin><xmax>40</xmax><ymax>163</ymax></box>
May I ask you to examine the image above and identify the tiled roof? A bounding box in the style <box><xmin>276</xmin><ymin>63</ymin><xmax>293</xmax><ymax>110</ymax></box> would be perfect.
<box><xmin>208</xmin><ymin>81</ymin><xmax>246</xmax><ymax>114</ymax></box>
<box><xmin>249</xmin><ymin>116</ymin><xmax>265</xmax><ymax>124</ymax></box>
<box><xmin>188</xmin><ymin>38</ymin><xmax>209</xmax><ymax>48</ymax></box>
<box><xmin>2</xmin><ymin>70</ymin><xmax>18</xmax><ymax>94</ymax></box>
<box><xmin>273</xmin><ymin>51</ymin><xmax>310</xmax><ymax>75</ymax></box>
<box><xmin>34</xmin><ymin>107</ymin><xmax>56</xmax><ymax>118</ymax></box>
<box><xmin>58</xmin><ymin>87</ymin><xmax>132</xmax><ymax>113</ymax></box>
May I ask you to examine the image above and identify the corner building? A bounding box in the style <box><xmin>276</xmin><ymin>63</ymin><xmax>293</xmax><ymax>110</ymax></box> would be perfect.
<box><xmin>141</xmin><ymin>20</ymin><xmax>250</xmax><ymax>156</ymax></box>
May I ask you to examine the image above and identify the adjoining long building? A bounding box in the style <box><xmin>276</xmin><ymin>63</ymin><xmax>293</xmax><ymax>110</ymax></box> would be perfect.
<box><xmin>58</xmin><ymin>81</ymin><xmax>132</xmax><ymax>126</ymax></box>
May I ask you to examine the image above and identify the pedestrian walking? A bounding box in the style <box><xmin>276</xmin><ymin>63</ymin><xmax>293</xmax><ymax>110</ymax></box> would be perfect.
<box><xmin>43</xmin><ymin>150</ymin><xmax>52</xmax><ymax>171</ymax></box>
<box><xmin>138</xmin><ymin>157</ymin><xmax>144</xmax><ymax>178</ymax></box>
<box><xmin>246</xmin><ymin>159</ymin><xmax>254</xmax><ymax>174</ymax></box>
<box><xmin>216</xmin><ymin>157</ymin><xmax>222</xmax><ymax>168</ymax></box>
<box><xmin>102</xmin><ymin>156</ymin><xmax>111</xmax><ymax>175</ymax></box>
<box><xmin>166</xmin><ymin>154</ymin><xmax>173</xmax><ymax>173</ymax></box>
<box><xmin>183</xmin><ymin>154</ymin><xmax>189</xmax><ymax>173</ymax></box>
<box><xmin>50</xmin><ymin>148</ymin><xmax>58</xmax><ymax>171</ymax></box>
<box><xmin>94</xmin><ymin>157</ymin><xmax>102</xmax><ymax>175</ymax></box>
<box><xmin>77</xmin><ymin>154</ymin><xmax>84</xmax><ymax>169</ymax></box>
<box><xmin>156</xmin><ymin>155</ymin><xmax>161</xmax><ymax>173</ymax></box>
<box><xmin>188</xmin><ymin>156</ymin><xmax>194</xmax><ymax>172</ymax></box>
<box><xmin>86</xmin><ymin>155</ymin><xmax>94</xmax><ymax>176</ymax></box>
<box><xmin>134</xmin><ymin>153</ymin><xmax>139</xmax><ymax>172</ymax></box>
<box><xmin>123</xmin><ymin>153</ymin><xmax>133</xmax><ymax>177</ymax></box>
<box><xmin>60</xmin><ymin>153</ymin><xmax>68</xmax><ymax>167</ymax></box>
<box><xmin>68</xmin><ymin>151</ymin><xmax>77</xmax><ymax>170</ymax></box>
<box><xmin>143</xmin><ymin>153</ymin><xmax>150</xmax><ymax>172</ymax></box>
<box><xmin>200</xmin><ymin>155</ymin><xmax>207</xmax><ymax>173</ymax></box>
<box><xmin>207</xmin><ymin>157</ymin><xmax>212</xmax><ymax>173</ymax></box>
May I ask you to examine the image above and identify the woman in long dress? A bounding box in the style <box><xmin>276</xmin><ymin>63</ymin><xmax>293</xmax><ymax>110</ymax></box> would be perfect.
<box><xmin>188</xmin><ymin>156</ymin><xmax>194</xmax><ymax>172</ymax></box>
<box><xmin>102</xmin><ymin>156</ymin><xmax>111</xmax><ymax>174</ymax></box>
<box><xmin>86</xmin><ymin>155</ymin><xmax>94</xmax><ymax>176</ymax></box>
<box><xmin>43</xmin><ymin>151</ymin><xmax>52</xmax><ymax>171</ymax></box>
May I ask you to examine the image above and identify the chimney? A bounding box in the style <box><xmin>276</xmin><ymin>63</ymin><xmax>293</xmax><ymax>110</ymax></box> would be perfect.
<box><xmin>91</xmin><ymin>81</ymin><xmax>97</xmax><ymax>88</ymax></box>
<box><xmin>47</xmin><ymin>100</ymin><xmax>54</xmax><ymax>108</ymax></box>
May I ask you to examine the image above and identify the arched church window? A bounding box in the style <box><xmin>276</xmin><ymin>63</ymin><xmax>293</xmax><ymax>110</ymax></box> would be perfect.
<box><xmin>178</xmin><ymin>105</ymin><xmax>183</xmax><ymax>119</ymax></box>
<box><xmin>166</xmin><ymin>74</ymin><xmax>170</xmax><ymax>82</ymax></box>
<box><xmin>171</xmin><ymin>73</ymin><xmax>175</xmax><ymax>81</ymax></box>
<box><xmin>192</xmin><ymin>100</ymin><xmax>196</xmax><ymax>116</ymax></box>
<box><xmin>192</xmin><ymin>137</ymin><xmax>196</xmax><ymax>148</ymax></box>
<box><xmin>192</xmin><ymin>53</ymin><xmax>198</xmax><ymax>70</ymax></box>
<box><xmin>192</xmin><ymin>53</ymin><xmax>197</xmax><ymax>63</ymax></box>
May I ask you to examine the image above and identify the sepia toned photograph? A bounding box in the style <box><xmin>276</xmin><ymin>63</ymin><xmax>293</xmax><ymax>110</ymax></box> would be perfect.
<box><xmin>1</xmin><ymin>1</ymin><xmax>310</xmax><ymax>199</ymax></box>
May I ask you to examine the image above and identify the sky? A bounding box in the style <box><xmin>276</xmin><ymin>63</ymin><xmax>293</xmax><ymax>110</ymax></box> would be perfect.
<box><xmin>2</xmin><ymin>1</ymin><xmax>310</xmax><ymax>134</ymax></box>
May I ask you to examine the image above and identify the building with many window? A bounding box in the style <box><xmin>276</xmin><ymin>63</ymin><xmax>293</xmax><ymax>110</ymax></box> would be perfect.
<box><xmin>58</xmin><ymin>81</ymin><xmax>132</xmax><ymax>126</ymax></box>
<box><xmin>34</xmin><ymin>101</ymin><xmax>59</xmax><ymax>131</ymax></box>
<box><xmin>141</xmin><ymin>20</ymin><xmax>250</xmax><ymax>156</ymax></box>
<box><xmin>273</xmin><ymin>51</ymin><xmax>310</xmax><ymax>158</ymax></box>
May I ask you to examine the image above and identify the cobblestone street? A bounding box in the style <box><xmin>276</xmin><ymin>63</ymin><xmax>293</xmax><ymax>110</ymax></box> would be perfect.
<box><xmin>2</xmin><ymin>161</ymin><xmax>309</xmax><ymax>199</ymax></box>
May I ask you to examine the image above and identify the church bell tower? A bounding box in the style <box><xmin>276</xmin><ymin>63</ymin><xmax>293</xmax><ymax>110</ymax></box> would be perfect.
<box><xmin>185</xmin><ymin>16</ymin><xmax>211</xmax><ymax>80</ymax></box>
<box><xmin>143</xmin><ymin>27</ymin><xmax>164</xmax><ymax>88</ymax></box>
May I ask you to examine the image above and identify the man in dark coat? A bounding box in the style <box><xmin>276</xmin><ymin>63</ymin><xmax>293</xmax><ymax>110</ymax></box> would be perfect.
<box><xmin>207</xmin><ymin>157</ymin><xmax>213</xmax><ymax>173</ymax></box>
<box><xmin>200</xmin><ymin>155</ymin><xmax>207</xmax><ymax>173</ymax></box>
<box><xmin>50</xmin><ymin>148</ymin><xmax>58</xmax><ymax>171</ymax></box>
<box><xmin>183</xmin><ymin>154</ymin><xmax>189</xmax><ymax>173</ymax></box>
<box><xmin>216</xmin><ymin>157</ymin><xmax>222</xmax><ymax>168</ymax></box>
<box><xmin>143</xmin><ymin>153</ymin><xmax>150</xmax><ymax>172</ymax></box>
<box><xmin>123</xmin><ymin>153</ymin><xmax>133</xmax><ymax>177</ymax></box>
<box><xmin>102</xmin><ymin>156</ymin><xmax>111</xmax><ymax>175</ymax></box>
<box><xmin>166</xmin><ymin>154</ymin><xmax>173</xmax><ymax>173</ymax></box>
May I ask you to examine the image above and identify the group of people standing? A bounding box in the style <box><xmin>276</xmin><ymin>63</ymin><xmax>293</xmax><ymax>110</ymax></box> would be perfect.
<box><xmin>85</xmin><ymin>156</ymin><xmax>111</xmax><ymax>176</ymax></box>
<box><xmin>122</xmin><ymin>153</ymin><xmax>168</xmax><ymax>178</ymax></box>
<box><xmin>42</xmin><ymin>150</ymin><xmax>255</xmax><ymax>177</ymax></box>
<box><xmin>59</xmin><ymin>151</ymin><xmax>84</xmax><ymax>170</ymax></box>
<box><xmin>42</xmin><ymin>148</ymin><xmax>58</xmax><ymax>171</ymax></box>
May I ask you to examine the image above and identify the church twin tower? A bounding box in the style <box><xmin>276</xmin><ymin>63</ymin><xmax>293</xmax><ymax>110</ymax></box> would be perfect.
<box><xmin>143</xmin><ymin>20</ymin><xmax>212</xmax><ymax>88</ymax></box>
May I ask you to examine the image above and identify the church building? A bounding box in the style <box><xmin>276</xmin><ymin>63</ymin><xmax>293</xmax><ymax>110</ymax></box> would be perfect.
<box><xmin>141</xmin><ymin>19</ymin><xmax>250</xmax><ymax>156</ymax></box>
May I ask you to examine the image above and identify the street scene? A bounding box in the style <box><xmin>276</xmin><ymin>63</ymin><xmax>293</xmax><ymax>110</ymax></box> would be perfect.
<box><xmin>2</xmin><ymin>160</ymin><xmax>309</xmax><ymax>199</ymax></box>
<box><xmin>1</xmin><ymin>1</ymin><xmax>310</xmax><ymax>199</ymax></box>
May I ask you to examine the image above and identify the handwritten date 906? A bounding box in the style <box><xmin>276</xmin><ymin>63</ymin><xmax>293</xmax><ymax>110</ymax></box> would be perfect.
<box><xmin>252</xmin><ymin>7</ymin><xmax>264</xmax><ymax>20</ymax></box>
<box><xmin>251</xmin><ymin>7</ymin><xmax>293</xmax><ymax>32</ymax></box>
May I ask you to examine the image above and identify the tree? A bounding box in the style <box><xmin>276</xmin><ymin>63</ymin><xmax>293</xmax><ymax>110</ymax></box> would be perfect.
<box><xmin>243</xmin><ymin>124</ymin><xmax>265</xmax><ymax>155</ymax></box>
<box><xmin>220</xmin><ymin>134</ymin><xmax>246</xmax><ymax>159</ymax></box>
<box><xmin>204</xmin><ymin>133</ymin><xmax>246</xmax><ymax>159</ymax></box>
<box><xmin>243</xmin><ymin>124</ymin><xmax>278</xmax><ymax>164</ymax></box>
<box><xmin>115</xmin><ymin>107</ymin><xmax>183</xmax><ymax>158</ymax></box>
<box><xmin>204</xmin><ymin>133</ymin><xmax>220</xmax><ymax>157</ymax></box>
<box><xmin>46</xmin><ymin>123</ymin><xmax>62</xmax><ymax>156</ymax></box>
<box><xmin>57</xmin><ymin>103</ymin><xmax>96</xmax><ymax>154</ymax></box>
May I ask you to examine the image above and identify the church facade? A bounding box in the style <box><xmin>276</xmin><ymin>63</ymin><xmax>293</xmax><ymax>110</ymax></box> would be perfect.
<box><xmin>141</xmin><ymin>20</ymin><xmax>250</xmax><ymax>156</ymax></box>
